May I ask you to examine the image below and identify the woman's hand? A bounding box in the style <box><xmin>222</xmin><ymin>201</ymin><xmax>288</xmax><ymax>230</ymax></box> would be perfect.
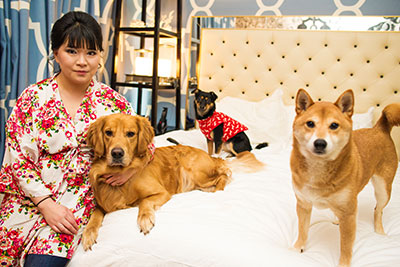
<box><xmin>103</xmin><ymin>169</ymin><xmax>134</xmax><ymax>186</ymax></box>
<box><xmin>33</xmin><ymin>197</ymin><xmax>79</xmax><ymax>235</ymax></box>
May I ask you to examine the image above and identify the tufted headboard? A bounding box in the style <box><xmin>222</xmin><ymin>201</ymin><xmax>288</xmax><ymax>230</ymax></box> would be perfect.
<box><xmin>197</xmin><ymin>28</ymin><xmax>400</xmax><ymax>156</ymax></box>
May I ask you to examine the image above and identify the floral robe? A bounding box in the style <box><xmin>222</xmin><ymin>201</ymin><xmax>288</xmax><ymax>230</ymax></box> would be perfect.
<box><xmin>0</xmin><ymin>75</ymin><xmax>133</xmax><ymax>266</ymax></box>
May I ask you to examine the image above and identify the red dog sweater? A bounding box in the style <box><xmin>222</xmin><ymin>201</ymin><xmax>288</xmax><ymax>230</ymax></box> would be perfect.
<box><xmin>197</xmin><ymin>112</ymin><xmax>248</xmax><ymax>142</ymax></box>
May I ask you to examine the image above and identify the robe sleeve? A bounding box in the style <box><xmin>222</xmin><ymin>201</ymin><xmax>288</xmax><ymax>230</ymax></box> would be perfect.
<box><xmin>0</xmin><ymin>88</ymin><xmax>52</xmax><ymax>198</ymax></box>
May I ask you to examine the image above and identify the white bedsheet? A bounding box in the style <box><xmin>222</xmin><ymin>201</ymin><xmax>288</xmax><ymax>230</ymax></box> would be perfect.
<box><xmin>69</xmin><ymin>129</ymin><xmax>400</xmax><ymax>267</ymax></box>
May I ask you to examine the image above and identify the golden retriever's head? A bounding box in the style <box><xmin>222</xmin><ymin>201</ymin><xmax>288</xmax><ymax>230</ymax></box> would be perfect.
<box><xmin>87</xmin><ymin>114</ymin><xmax>155</xmax><ymax>166</ymax></box>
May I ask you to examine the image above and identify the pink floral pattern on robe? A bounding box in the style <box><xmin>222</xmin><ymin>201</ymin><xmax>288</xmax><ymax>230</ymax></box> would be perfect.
<box><xmin>0</xmin><ymin>75</ymin><xmax>133</xmax><ymax>266</ymax></box>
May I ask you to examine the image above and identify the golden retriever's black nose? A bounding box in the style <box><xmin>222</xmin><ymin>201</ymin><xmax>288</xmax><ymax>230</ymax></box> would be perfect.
<box><xmin>314</xmin><ymin>139</ymin><xmax>327</xmax><ymax>154</ymax></box>
<box><xmin>111</xmin><ymin>147</ymin><xmax>125</xmax><ymax>159</ymax></box>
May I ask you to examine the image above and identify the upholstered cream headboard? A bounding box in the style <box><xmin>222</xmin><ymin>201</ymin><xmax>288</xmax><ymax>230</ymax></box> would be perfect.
<box><xmin>197</xmin><ymin>28</ymin><xmax>400</xmax><ymax>156</ymax></box>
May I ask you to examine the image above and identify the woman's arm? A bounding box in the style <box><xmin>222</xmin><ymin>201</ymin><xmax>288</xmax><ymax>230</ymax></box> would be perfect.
<box><xmin>2</xmin><ymin>87</ymin><xmax>79</xmax><ymax>235</ymax></box>
<box><xmin>31</xmin><ymin>195</ymin><xmax>79</xmax><ymax>235</ymax></box>
<box><xmin>103</xmin><ymin>168</ymin><xmax>136</xmax><ymax>187</ymax></box>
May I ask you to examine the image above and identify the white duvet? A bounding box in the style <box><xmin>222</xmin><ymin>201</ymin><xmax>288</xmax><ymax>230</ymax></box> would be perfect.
<box><xmin>69</xmin><ymin>127</ymin><xmax>400</xmax><ymax>267</ymax></box>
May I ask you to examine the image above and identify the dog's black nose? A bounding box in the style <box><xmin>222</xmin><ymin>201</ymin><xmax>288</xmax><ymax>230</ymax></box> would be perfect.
<box><xmin>314</xmin><ymin>139</ymin><xmax>327</xmax><ymax>153</ymax></box>
<box><xmin>111</xmin><ymin>148</ymin><xmax>124</xmax><ymax>159</ymax></box>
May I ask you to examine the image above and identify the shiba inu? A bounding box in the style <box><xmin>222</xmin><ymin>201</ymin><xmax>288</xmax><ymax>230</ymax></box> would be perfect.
<box><xmin>290</xmin><ymin>89</ymin><xmax>400</xmax><ymax>267</ymax></box>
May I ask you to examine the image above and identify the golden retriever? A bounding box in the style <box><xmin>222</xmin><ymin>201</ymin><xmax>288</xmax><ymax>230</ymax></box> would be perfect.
<box><xmin>82</xmin><ymin>114</ymin><xmax>263</xmax><ymax>250</ymax></box>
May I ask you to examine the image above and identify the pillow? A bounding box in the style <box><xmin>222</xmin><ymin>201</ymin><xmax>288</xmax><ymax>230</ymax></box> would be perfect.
<box><xmin>352</xmin><ymin>107</ymin><xmax>374</xmax><ymax>130</ymax></box>
<box><xmin>217</xmin><ymin>89</ymin><xmax>292</xmax><ymax>149</ymax></box>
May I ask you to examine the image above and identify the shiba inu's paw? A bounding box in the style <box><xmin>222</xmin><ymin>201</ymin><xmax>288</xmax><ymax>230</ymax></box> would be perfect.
<box><xmin>138</xmin><ymin>211</ymin><xmax>155</xmax><ymax>235</ymax></box>
<box><xmin>375</xmin><ymin>227</ymin><xmax>386</xmax><ymax>235</ymax></box>
<box><xmin>293</xmin><ymin>241</ymin><xmax>305</xmax><ymax>253</ymax></box>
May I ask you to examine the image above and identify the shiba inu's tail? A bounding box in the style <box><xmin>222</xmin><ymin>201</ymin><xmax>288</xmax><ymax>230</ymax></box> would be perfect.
<box><xmin>375</xmin><ymin>103</ymin><xmax>400</xmax><ymax>132</ymax></box>
<box><xmin>227</xmin><ymin>151</ymin><xmax>265</xmax><ymax>173</ymax></box>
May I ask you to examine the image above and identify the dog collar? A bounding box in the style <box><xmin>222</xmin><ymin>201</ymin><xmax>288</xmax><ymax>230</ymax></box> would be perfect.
<box><xmin>148</xmin><ymin>143</ymin><xmax>156</xmax><ymax>161</ymax></box>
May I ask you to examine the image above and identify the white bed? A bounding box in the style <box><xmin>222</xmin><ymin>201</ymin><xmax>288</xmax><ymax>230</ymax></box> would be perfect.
<box><xmin>69</xmin><ymin>27</ymin><xmax>400</xmax><ymax>266</ymax></box>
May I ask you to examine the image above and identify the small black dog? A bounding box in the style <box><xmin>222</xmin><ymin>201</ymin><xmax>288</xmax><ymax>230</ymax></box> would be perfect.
<box><xmin>192</xmin><ymin>89</ymin><xmax>267</xmax><ymax>156</ymax></box>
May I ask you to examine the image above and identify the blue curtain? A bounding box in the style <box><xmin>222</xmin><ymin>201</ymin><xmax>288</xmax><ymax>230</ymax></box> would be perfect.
<box><xmin>0</xmin><ymin>0</ymin><xmax>116</xmax><ymax>164</ymax></box>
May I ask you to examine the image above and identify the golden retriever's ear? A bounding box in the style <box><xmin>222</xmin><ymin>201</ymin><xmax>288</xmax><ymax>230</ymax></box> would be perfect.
<box><xmin>295</xmin><ymin>88</ymin><xmax>314</xmax><ymax>115</ymax></box>
<box><xmin>136</xmin><ymin>116</ymin><xmax>155</xmax><ymax>155</ymax></box>
<box><xmin>87</xmin><ymin>116</ymin><xmax>106</xmax><ymax>159</ymax></box>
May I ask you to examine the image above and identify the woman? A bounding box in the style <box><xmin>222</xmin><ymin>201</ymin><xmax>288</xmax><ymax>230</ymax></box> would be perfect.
<box><xmin>0</xmin><ymin>11</ymin><xmax>134</xmax><ymax>266</ymax></box>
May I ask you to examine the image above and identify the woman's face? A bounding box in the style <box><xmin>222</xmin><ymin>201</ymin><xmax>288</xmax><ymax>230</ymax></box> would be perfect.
<box><xmin>54</xmin><ymin>41</ymin><xmax>101</xmax><ymax>87</ymax></box>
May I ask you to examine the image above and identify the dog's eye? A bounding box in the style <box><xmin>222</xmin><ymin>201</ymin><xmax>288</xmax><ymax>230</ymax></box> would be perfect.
<box><xmin>329</xmin><ymin>123</ymin><xmax>339</xmax><ymax>130</ymax></box>
<box><xmin>306</xmin><ymin>121</ymin><xmax>315</xmax><ymax>128</ymax></box>
<box><xmin>126</xmin><ymin>131</ymin><xmax>135</xmax><ymax>137</ymax></box>
<box><xmin>105</xmin><ymin>130</ymin><xmax>113</xmax><ymax>137</ymax></box>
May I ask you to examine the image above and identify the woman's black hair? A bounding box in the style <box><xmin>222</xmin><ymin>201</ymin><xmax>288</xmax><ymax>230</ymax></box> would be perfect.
<box><xmin>51</xmin><ymin>11</ymin><xmax>103</xmax><ymax>52</ymax></box>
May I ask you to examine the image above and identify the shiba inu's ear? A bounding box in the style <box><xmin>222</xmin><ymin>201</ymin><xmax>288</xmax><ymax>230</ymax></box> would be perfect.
<box><xmin>335</xmin><ymin>89</ymin><xmax>354</xmax><ymax>117</ymax></box>
<box><xmin>295</xmin><ymin>89</ymin><xmax>314</xmax><ymax>115</ymax></box>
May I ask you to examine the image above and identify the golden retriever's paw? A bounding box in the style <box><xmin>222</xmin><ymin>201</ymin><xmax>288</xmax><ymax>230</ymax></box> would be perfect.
<box><xmin>82</xmin><ymin>227</ymin><xmax>98</xmax><ymax>251</ymax></box>
<box><xmin>137</xmin><ymin>211</ymin><xmax>155</xmax><ymax>235</ymax></box>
